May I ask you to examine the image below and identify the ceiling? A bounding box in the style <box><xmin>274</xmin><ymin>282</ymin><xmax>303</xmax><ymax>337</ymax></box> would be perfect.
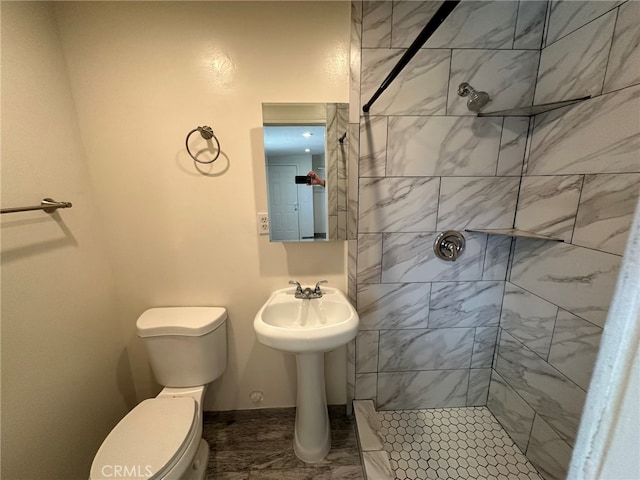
<box><xmin>263</xmin><ymin>125</ymin><xmax>326</xmax><ymax>157</ymax></box>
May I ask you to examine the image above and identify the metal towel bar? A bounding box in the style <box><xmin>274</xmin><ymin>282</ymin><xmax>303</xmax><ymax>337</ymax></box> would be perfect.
<box><xmin>1</xmin><ymin>198</ymin><xmax>73</xmax><ymax>215</ymax></box>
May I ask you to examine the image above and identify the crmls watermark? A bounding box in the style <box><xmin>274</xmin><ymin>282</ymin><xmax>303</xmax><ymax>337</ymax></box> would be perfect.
<box><xmin>100</xmin><ymin>465</ymin><xmax>153</xmax><ymax>478</ymax></box>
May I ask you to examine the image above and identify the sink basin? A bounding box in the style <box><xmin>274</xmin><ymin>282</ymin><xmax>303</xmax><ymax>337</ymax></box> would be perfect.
<box><xmin>254</xmin><ymin>286</ymin><xmax>358</xmax><ymax>353</ymax></box>
<box><xmin>254</xmin><ymin>285</ymin><xmax>359</xmax><ymax>463</ymax></box>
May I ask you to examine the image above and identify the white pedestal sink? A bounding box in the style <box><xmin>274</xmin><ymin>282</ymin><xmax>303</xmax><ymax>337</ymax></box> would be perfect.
<box><xmin>254</xmin><ymin>286</ymin><xmax>359</xmax><ymax>463</ymax></box>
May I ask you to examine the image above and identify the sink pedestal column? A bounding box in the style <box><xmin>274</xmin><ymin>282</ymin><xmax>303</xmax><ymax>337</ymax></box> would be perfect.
<box><xmin>294</xmin><ymin>352</ymin><xmax>330</xmax><ymax>463</ymax></box>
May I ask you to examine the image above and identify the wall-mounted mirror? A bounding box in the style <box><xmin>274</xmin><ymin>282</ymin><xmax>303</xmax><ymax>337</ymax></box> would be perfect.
<box><xmin>262</xmin><ymin>103</ymin><xmax>348</xmax><ymax>242</ymax></box>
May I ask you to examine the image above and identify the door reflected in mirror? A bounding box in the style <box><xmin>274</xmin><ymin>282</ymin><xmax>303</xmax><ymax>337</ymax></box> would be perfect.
<box><xmin>262</xmin><ymin>103</ymin><xmax>347</xmax><ymax>242</ymax></box>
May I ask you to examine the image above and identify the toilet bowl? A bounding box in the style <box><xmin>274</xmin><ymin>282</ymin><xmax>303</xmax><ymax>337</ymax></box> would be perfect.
<box><xmin>90</xmin><ymin>307</ymin><xmax>227</xmax><ymax>480</ymax></box>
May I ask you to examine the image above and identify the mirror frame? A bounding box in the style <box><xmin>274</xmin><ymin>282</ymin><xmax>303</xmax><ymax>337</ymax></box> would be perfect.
<box><xmin>262</xmin><ymin>103</ymin><xmax>348</xmax><ymax>242</ymax></box>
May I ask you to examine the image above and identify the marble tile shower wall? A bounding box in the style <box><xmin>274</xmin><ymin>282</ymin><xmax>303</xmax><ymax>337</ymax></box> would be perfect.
<box><xmin>346</xmin><ymin>0</ymin><xmax>548</xmax><ymax>414</ymax></box>
<box><xmin>346</xmin><ymin>3</ymin><xmax>639</xmax><ymax>472</ymax></box>
<box><xmin>488</xmin><ymin>2</ymin><xmax>640</xmax><ymax>479</ymax></box>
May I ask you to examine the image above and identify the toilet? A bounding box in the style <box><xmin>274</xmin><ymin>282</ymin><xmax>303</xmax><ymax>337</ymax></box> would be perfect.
<box><xmin>90</xmin><ymin>307</ymin><xmax>227</xmax><ymax>480</ymax></box>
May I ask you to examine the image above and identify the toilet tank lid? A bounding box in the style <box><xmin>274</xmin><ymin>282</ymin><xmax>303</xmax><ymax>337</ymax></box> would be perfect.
<box><xmin>137</xmin><ymin>307</ymin><xmax>227</xmax><ymax>337</ymax></box>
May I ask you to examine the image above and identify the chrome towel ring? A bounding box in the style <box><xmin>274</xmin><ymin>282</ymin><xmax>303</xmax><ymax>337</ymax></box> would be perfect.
<box><xmin>185</xmin><ymin>126</ymin><xmax>221</xmax><ymax>164</ymax></box>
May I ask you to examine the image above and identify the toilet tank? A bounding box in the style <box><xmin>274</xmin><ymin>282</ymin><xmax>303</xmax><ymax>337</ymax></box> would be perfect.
<box><xmin>136</xmin><ymin>307</ymin><xmax>227</xmax><ymax>387</ymax></box>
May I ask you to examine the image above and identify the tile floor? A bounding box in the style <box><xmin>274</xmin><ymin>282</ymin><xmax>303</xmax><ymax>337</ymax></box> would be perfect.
<box><xmin>354</xmin><ymin>400</ymin><xmax>544</xmax><ymax>480</ymax></box>
<box><xmin>202</xmin><ymin>406</ymin><xmax>364</xmax><ymax>479</ymax></box>
<box><xmin>378</xmin><ymin>407</ymin><xmax>543</xmax><ymax>480</ymax></box>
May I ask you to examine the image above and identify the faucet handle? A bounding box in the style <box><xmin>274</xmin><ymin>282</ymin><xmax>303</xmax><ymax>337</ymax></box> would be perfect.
<box><xmin>314</xmin><ymin>280</ymin><xmax>328</xmax><ymax>293</ymax></box>
<box><xmin>289</xmin><ymin>280</ymin><xmax>303</xmax><ymax>293</ymax></box>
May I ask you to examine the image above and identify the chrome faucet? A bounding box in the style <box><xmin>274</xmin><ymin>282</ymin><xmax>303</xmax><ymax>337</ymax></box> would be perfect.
<box><xmin>289</xmin><ymin>280</ymin><xmax>303</xmax><ymax>296</ymax></box>
<box><xmin>289</xmin><ymin>280</ymin><xmax>328</xmax><ymax>299</ymax></box>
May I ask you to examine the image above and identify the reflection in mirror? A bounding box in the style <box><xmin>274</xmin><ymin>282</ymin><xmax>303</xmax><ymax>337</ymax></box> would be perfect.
<box><xmin>262</xmin><ymin>103</ymin><xmax>348</xmax><ymax>242</ymax></box>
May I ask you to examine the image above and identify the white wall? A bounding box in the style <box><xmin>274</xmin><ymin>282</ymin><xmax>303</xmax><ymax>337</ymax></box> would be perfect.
<box><xmin>52</xmin><ymin>1</ymin><xmax>351</xmax><ymax>411</ymax></box>
<box><xmin>1</xmin><ymin>3</ymin><xmax>136</xmax><ymax>478</ymax></box>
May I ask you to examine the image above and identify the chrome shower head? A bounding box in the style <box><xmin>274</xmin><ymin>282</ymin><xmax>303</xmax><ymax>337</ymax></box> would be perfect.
<box><xmin>457</xmin><ymin>82</ymin><xmax>491</xmax><ymax>112</ymax></box>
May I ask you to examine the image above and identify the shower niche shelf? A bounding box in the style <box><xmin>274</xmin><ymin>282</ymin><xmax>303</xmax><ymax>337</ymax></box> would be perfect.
<box><xmin>465</xmin><ymin>228</ymin><xmax>564</xmax><ymax>242</ymax></box>
<box><xmin>477</xmin><ymin>95</ymin><xmax>591</xmax><ymax>117</ymax></box>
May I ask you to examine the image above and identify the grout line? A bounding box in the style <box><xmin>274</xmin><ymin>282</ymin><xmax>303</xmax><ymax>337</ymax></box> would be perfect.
<box><xmin>488</xmin><ymin>400</ymin><xmax>535</xmax><ymax>458</ymax></box>
<box><xmin>388</xmin><ymin>0</ymin><xmax>394</xmax><ymax>50</ymax></box>
<box><xmin>600</xmin><ymin>5</ymin><xmax>619</xmax><ymax>95</ymax></box>
<box><xmin>508</xmin><ymin>279</ymin><xmax>605</xmax><ymax>330</ymax></box>
<box><xmin>489</xmin><ymin>326</ymin><xmax>500</xmax><ymax>371</ymax></box>
<box><xmin>377</xmin><ymin>232</ymin><xmax>384</xmax><ymax>284</ymax></box>
<box><xmin>524</xmin><ymin>413</ymin><xmax>538</xmax><ymax>457</ymax></box>
<box><xmin>595</xmin><ymin>79</ymin><xmax>640</xmax><ymax>98</ymax></box>
<box><xmin>508</xmin><ymin>228</ymin><xmax>623</xmax><ymax>258</ymax></box>
<box><xmin>356</xmin><ymin>171</ymin><xmax>638</xmax><ymax>180</ymax></box>
<box><xmin>541</xmin><ymin>0</ymin><xmax>552</xmax><ymax>49</ymax></box>
<box><xmin>568</xmin><ymin>240</ymin><xmax>623</xmax><ymax>257</ymax></box>
<box><xmin>445</xmin><ymin>49</ymin><xmax>453</xmax><ymax>115</ymax></box>
<box><xmin>530</xmin><ymin>31</ymin><xmax>544</xmax><ymax>109</ymax></box>
<box><xmin>435</xmin><ymin>175</ymin><xmax>443</xmax><ymax>231</ymax></box>
<box><xmin>464</xmin><ymin>365</ymin><xmax>472</xmax><ymax>406</ymax></box>
<box><xmin>375</xmin><ymin>327</ymin><xmax>381</xmax><ymax>375</ymax></box>
<box><xmin>512</xmin><ymin>175</ymin><xmax>525</xmax><ymax>230</ymax></box>
<box><xmin>360</xmin><ymin>324</ymin><xmax>501</xmax><ymax>332</ymax></box>
<box><xmin>495</xmin><ymin>116</ymin><xmax>506</xmax><ymax>176</ymax></box>
<box><xmin>505</xmin><ymin>237</ymin><xmax>516</xmax><ymax>282</ymax></box>
<box><xmin>480</xmin><ymin>233</ymin><xmax>489</xmax><ymax>279</ymax></box>
<box><xmin>470</xmin><ymin>328</ymin><xmax>478</xmax><ymax>369</ymax></box>
<box><xmin>546</xmin><ymin>307</ymin><xmax>561</xmax><ymax>363</ymax></box>
<box><xmin>493</xmin><ymin>329</ymin><xmax>503</xmax><ymax>370</ymax></box>
<box><xmin>425</xmin><ymin>282</ymin><xmax>433</xmax><ymax>329</ymax></box>
<box><xmin>375</xmin><ymin>371</ymin><xmax>378</xmax><ymax>407</ymax></box>
<box><xmin>357</xmin><ymin>77</ymin><xmax>640</xmax><ymax>120</ymax></box>
<box><xmin>570</xmin><ymin>175</ymin><xmax>586</xmax><ymax>245</ymax></box>
<box><xmin>381</xmin><ymin>116</ymin><xmax>388</xmax><ymax>178</ymax></box>
<box><xmin>512</xmin><ymin>0</ymin><xmax>521</xmax><ymax>49</ymax></box>
<box><xmin>500</xmin><ymin>328</ymin><xmax>588</xmax><ymax>394</ymax></box>
<box><xmin>376</xmin><ymin>367</ymin><xmax>494</xmax><ymax>374</ymax></box>
<box><xmin>543</xmin><ymin>3</ymin><xmax>621</xmax><ymax>50</ymax></box>
<box><xmin>489</xmin><ymin>369</ymin><xmax>538</xmax><ymax>454</ymax></box>
<box><xmin>522</xmin><ymin>411</ymin><xmax>537</xmax><ymax>455</ymax></box>
<box><xmin>521</xmin><ymin>117</ymin><xmax>533</xmax><ymax>176</ymax></box>
<box><xmin>360</xmin><ymin>46</ymin><xmax>545</xmax><ymax>52</ymax></box>
<box><xmin>358</xmin><ymin>280</ymin><xmax>493</xmax><ymax>286</ymax></box>
<box><xmin>358</xmin><ymin>278</ymin><xmax>510</xmax><ymax>286</ymax></box>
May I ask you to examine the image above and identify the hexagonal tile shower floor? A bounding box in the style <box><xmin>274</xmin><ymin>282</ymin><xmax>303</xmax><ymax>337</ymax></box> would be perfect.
<box><xmin>354</xmin><ymin>401</ymin><xmax>543</xmax><ymax>480</ymax></box>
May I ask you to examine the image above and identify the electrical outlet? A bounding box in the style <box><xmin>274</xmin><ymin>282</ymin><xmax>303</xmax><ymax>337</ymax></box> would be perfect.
<box><xmin>257</xmin><ymin>213</ymin><xmax>269</xmax><ymax>235</ymax></box>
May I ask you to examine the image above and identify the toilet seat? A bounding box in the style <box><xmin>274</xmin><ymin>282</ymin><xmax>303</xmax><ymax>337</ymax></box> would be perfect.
<box><xmin>90</xmin><ymin>397</ymin><xmax>198</xmax><ymax>480</ymax></box>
